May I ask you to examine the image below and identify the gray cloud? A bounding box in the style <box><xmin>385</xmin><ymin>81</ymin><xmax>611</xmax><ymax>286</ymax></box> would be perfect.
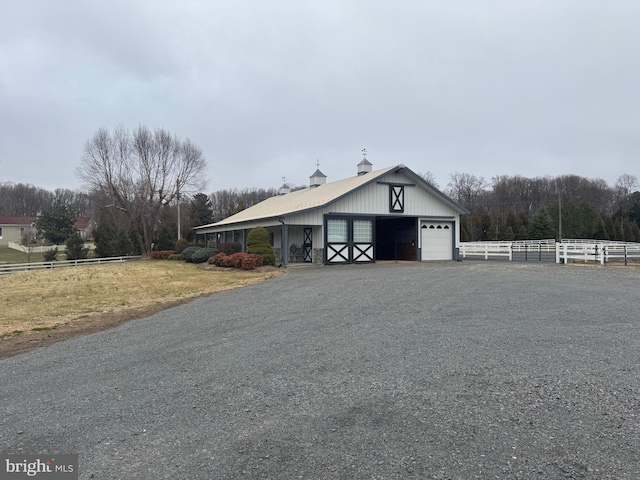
<box><xmin>1</xmin><ymin>1</ymin><xmax>639</xmax><ymax>192</ymax></box>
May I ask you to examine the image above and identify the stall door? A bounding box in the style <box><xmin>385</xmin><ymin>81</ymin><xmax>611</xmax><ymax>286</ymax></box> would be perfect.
<box><xmin>302</xmin><ymin>227</ymin><xmax>313</xmax><ymax>263</ymax></box>
<box><xmin>326</xmin><ymin>218</ymin><xmax>374</xmax><ymax>264</ymax></box>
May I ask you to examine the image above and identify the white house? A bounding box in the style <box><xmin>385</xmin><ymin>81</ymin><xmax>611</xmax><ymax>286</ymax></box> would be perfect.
<box><xmin>193</xmin><ymin>161</ymin><xmax>469</xmax><ymax>265</ymax></box>
<box><xmin>0</xmin><ymin>216</ymin><xmax>95</xmax><ymax>247</ymax></box>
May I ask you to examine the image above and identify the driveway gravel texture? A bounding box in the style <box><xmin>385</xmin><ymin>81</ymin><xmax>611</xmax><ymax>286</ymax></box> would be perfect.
<box><xmin>1</xmin><ymin>262</ymin><xmax>639</xmax><ymax>479</ymax></box>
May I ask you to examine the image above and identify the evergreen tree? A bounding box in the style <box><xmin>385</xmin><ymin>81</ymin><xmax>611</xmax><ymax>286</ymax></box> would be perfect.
<box><xmin>65</xmin><ymin>232</ymin><xmax>88</xmax><ymax>260</ymax></box>
<box><xmin>247</xmin><ymin>226</ymin><xmax>275</xmax><ymax>266</ymax></box>
<box><xmin>190</xmin><ymin>193</ymin><xmax>214</xmax><ymax>226</ymax></box>
<box><xmin>529</xmin><ymin>208</ymin><xmax>554</xmax><ymax>239</ymax></box>
<box><xmin>94</xmin><ymin>224</ymin><xmax>136</xmax><ymax>257</ymax></box>
<box><xmin>35</xmin><ymin>201</ymin><xmax>77</xmax><ymax>244</ymax></box>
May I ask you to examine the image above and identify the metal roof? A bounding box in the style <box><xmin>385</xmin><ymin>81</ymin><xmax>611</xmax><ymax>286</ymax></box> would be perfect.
<box><xmin>194</xmin><ymin>165</ymin><xmax>469</xmax><ymax>230</ymax></box>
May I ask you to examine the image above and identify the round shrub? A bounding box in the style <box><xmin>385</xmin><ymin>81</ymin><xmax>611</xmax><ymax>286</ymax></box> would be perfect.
<box><xmin>43</xmin><ymin>247</ymin><xmax>58</xmax><ymax>262</ymax></box>
<box><xmin>190</xmin><ymin>247</ymin><xmax>219</xmax><ymax>264</ymax></box>
<box><xmin>180</xmin><ymin>246</ymin><xmax>201</xmax><ymax>262</ymax></box>
<box><xmin>241</xmin><ymin>253</ymin><xmax>264</xmax><ymax>270</ymax></box>
<box><xmin>219</xmin><ymin>242</ymin><xmax>242</xmax><ymax>255</ymax></box>
<box><xmin>175</xmin><ymin>238</ymin><xmax>189</xmax><ymax>254</ymax></box>
<box><xmin>168</xmin><ymin>254</ymin><xmax>182</xmax><ymax>260</ymax></box>
<box><xmin>247</xmin><ymin>227</ymin><xmax>275</xmax><ymax>266</ymax></box>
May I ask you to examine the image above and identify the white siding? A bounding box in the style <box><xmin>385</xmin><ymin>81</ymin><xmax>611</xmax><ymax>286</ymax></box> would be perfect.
<box><xmin>323</xmin><ymin>176</ymin><xmax>456</xmax><ymax>217</ymax></box>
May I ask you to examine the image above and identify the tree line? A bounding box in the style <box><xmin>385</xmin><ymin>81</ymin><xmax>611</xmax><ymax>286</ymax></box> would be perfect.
<box><xmin>2</xmin><ymin>124</ymin><xmax>638</xmax><ymax>256</ymax></box>
<box><xmin>442</xmin><ymin>172</ymin><xmax>640</xmax><ymax>242</ymax></box>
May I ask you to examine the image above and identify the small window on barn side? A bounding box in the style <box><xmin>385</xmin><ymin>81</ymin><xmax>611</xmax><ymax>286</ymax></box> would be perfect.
<box><xmin>353</xmin><ymin>220</ymin><xmax>372</xmax><ymax>243</ymax></box>
<box><xmin>327</xmin><ymin>219</ymin><xmax>348</xmax><ymax>243</ymax></box>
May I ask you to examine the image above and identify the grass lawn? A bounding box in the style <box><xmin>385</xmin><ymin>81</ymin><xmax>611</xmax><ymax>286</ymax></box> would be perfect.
<box><xmin>0</xmin><ymin>260</ymin><xmax>282</xmax><ymax>337</ymax></box>
<box><xmin>0</xmin><ymin>246</ymin><xmax>49</xmax><ymax>264</ymax></box>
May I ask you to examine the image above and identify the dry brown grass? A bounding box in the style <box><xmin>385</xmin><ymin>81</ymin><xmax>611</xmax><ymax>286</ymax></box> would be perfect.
<box><xmin>1</xmin><ymin>260</ymin><xmax>283</xmax><ymax>335</ymax></box>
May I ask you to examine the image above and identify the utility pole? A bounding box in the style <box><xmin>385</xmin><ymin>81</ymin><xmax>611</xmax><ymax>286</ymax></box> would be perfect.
<box><xmin>558</xmin><ymin>193</ymin><xmax>562</xmax><ymax>241</ymax></box>
<box><xmin>177</xmin><ymin>180</ymin><xmax>181</xmax><ymax>241</ymax></box>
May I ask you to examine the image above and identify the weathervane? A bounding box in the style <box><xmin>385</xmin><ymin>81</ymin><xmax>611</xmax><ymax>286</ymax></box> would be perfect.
<box><xmin>315</xmin><ymin>159</ymin><xmax>320</xmax><ymax>169</ymax></box>
<box><xmin>282</xmin><ymin>176</ymin><xmax>286</xmax><ymax>184</ymax></box>
<box><xmin>361</xmin><ymin>148</ymin><xmax>367</xmax><ymax>159</ymax></box>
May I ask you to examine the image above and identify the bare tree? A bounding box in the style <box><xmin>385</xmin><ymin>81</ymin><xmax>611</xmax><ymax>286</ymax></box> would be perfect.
<box><xmin>19</xmin><ymin>218</ymin><xmax>39</xmax><ymax>263</ymax></box>
<box><xmin>615</xmin><ymin>174</ymin><xmax>639</xmax><ymax>196</ymax></box>
<box><xmin>77</xmin><ymin>126</ymin><xmax>207</xmax><ymax>255</ymax></box>
<box><xmin>418</xmin><ymin>171</ymin><xmax>440</xmax><ymax>189</ymax></box>
<box><xmin>446</xmin><ymin>172</ymin><xmax>489</xmax><ymax>211</ymax></box>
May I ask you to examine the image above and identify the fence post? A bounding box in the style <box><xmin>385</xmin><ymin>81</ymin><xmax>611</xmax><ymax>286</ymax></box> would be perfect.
<box><xmin>625</xmin><ymin>245</ymin><xmax>628</xmax><ymax>266</ymax></box>
<box><xmin>484</xmin><ymin>245</ymin><xmax>488</xmax><ymax>260</ymax></box>
<box><xmin>602</xmin><ymin>245</ymin><xmax>606</xmax><ymax>265</ymax></box>
<box><xmin>555</xmin><ymin>242</ymin><xmax>560</xmax><ymax>264</ymax></box>
<box><xmin>509</xmin><ymin>243</ymin><xmax>513</xmax><ymax>262</ymax></box>
<box><xmin>525</xmin><ymin>244</ymin><xmax>528</xmax><ymax>261</ymax></box>
<box><xmin>538</xmin><ymin>244</ymin><xmax>542</xmax><ymax>261</ymax></box>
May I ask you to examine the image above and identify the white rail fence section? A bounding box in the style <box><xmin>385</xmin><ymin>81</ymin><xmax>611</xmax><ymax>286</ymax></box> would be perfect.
<box><xmin>7</xmin><ymin>241</ymin><xmax>96</xmax><ymax>253</ymax></box>
<box><xmin>0</xmin><ymin>256</ymin><xmax>142</xmax><ymax>275</ymax></box>
<box><xmin>460</xmin><ymin>240</ymin><xmax>640</xmax><ymax>265</ymax></box>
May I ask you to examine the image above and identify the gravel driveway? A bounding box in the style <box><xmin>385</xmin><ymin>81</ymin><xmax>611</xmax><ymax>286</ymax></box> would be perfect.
<box><xmin>1</xmin><ymin>262</ymin><xmax>639</xmax><ymax>479</ymax></box>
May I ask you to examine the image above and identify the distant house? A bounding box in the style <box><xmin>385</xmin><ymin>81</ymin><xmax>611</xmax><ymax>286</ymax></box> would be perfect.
<box><xmin>0</xmin><ymin>216</ymin><xmax>94</xmax><ymax>247</ymax></box>
<box><xmin>193</xmin><ymin>160</ymin><xmax>469</xmax><ymax>265</ymax></box>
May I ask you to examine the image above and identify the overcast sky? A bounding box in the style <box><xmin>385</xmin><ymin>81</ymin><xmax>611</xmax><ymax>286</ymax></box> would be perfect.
<box><xmin>1</xmin><ymin>1</ymin><xmax>639</xmax><ymax>194</ymax></box>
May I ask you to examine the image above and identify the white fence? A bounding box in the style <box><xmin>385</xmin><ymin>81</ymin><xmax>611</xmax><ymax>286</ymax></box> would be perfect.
<box><xmin>0</xmin><ymin>256</ymin><xmax>142</xmax><ymax>275</ymax></box>
<box><xmin>7</xmin><ymin>241</ymin><xmax>96</xmax><ymax>253</ymax></box>
<box><xmin>460</xmin><ymin>240</ymin><xmax>640</xmax><ymax>265</ymax></box>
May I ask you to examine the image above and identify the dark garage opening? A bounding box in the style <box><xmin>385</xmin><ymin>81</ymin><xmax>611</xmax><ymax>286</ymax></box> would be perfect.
<box><xmin>375</xmin><ymin>217</ymin><xmax>418</xmax><ymax>260</ymax></box>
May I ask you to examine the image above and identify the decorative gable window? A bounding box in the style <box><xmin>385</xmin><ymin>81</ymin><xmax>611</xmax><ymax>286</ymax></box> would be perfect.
<box><xmin>389</xmin><ymin>185</ymin><xmax>404</xmax><ymax>213</ymax></box>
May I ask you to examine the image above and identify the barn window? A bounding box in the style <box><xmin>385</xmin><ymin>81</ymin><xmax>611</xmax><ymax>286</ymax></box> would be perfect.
<box><xmin>353</xmin><ymin>220</ymin><xmax>372</xmax><ymax>243</ymax></box>
<box><xmin>327</xmin><ymin>219</ymin><xmax>348</xmax><ymax>242</ymax></box>
<box><xmin>389</xmin><ymin>185</ymin><xmax>404</xmax><ymax>213</ymax></box>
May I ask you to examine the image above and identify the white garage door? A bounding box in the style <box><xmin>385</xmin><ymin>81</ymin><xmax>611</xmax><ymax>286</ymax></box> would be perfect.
<box><xmin>421</xmin><ymin>222</ymin><xmax>453</xmax><ymax>261</ymax></box>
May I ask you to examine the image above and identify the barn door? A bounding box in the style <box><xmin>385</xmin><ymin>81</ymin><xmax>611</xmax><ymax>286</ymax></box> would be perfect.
<box><xmin>352</xmin><ymin>219</ymin><xmax>374</xmax><ymax>262</ymax></box>
<box><xmin>326</xmin><ymin>219</ymin><xmax>349</xmax><ymax>263</ymax></box>
<box><xmin>303</xmin><ymin>227</ymin><xmax>313</xmax><ymax>263</ymax></box>
<box><xmin>326</xmin><ymin>217</ymin><xmax>374</xmax><ymax>264</ymax></box>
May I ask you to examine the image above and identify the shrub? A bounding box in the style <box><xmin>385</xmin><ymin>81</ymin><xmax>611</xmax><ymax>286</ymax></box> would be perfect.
<box><xmin>241</xmin><ymin>253</ymin><xmax>264</xmax><ymax>270</ymax></box>
<box><xmin>151</xmin><ymin>250</ymin><xmax>175</xmax><ymax>260</ymax></box>
<box><xmin>65</xmin><ymin>232</ymin><xmax>89</xmax><ymax>260</ymax></box>
<box><xmin>180</xmin><ymin>246</ymin><xmax>201</xmax><ymax>262</ymax></box>
<box><xmin>247</xmin><ymin>227</ymin><xmax>275</xmax><ymax>266</ymax></box>
<box><xmin>209</xmin><ymin>252</ymin><xmax>226</xmax><ymax>266</ymax></box>
<box><xmin>190</xmin><ymin>247</ymin><xmax>219</xmax><ymax>264</ymax></box>
<box><xmin>219</xmin><ymin>242</ymin><xmax>242</xmax><ymax>255</ymax></box>
<box><xmin>43</xmin><ymin>248</ymin><xmax>58</xmax><ymax>262</ymax></box>
<box><xmin>175</xmin><ymin>238</ymin><xmax>189</xmax><ymax>254</ymax></box>
<box><xmin>168</xmin><ymin>254</ymin><xmax>182</xmax><ymax>260</ymax></box>
<box><xmin>209</xmin><ymin>252</ymin><xmax>264</xmax><ymax>270</ymax></box>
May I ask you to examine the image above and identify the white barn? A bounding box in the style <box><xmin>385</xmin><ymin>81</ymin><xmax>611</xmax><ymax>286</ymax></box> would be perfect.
<box><xmin>193</xmin><ymin>161</ymin><xmax>469</xmax><ymax>265</ymax></box>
